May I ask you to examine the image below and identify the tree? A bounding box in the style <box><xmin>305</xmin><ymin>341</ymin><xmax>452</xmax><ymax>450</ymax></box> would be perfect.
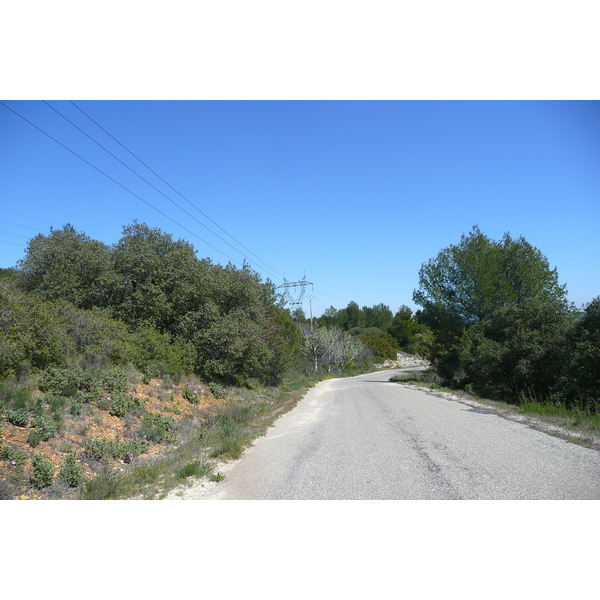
<box><xmin>111</xmin><ymin>221</ymin><xmax>201</xmax><ymax>330</ymax></box>
<box><xmin>17</xmin><ymin>224</ymin><xmax>116</xmax><ymax>309</ymax></box>
<box><xmin>338</xmin><ymin>301</ymin><xmax>365</xmax><ymax>330</ymax></box>
<box><xmin>413</xmin><ymin>226</ymin><xmax>569</xmax><ymax>384</ymax></box>
<box><xmin>362</xmin><ymin>303</ymin><xmax>394</xmax><ymax>331</ymax></box>
<box><xmin>299</xmin><ymin>324</ymin><xmax>327</xmax><ymax>371</ymax></box>
<box><xmin>389</xmin><ymin>305</ymin><xmax>431</xmax><ymax>352</ymax></box>
<box><xmin>413</xmin><ymin>226</ymin><xmax>568</xmax><ymax>327</ymax></box>
<box><xmin>556</xmin><ymin>297</ymin><xmax>600</xmax><ymax>410</ymax></box>
<box><xmin>317</xmin><ymin>306</ymin><xmax>339</xmax><ymax>328</ymax></box>
<box><xmin>458</xmin><ymin>298</ymin><xmax>572</xmax><ymax>400</ymax></box>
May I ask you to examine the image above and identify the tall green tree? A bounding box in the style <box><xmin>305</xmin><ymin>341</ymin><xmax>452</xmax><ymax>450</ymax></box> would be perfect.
<box><xmin>17</xmin><ymin>224</ymin><xmax>116</xmax><ymax>309</ymax></box>
<box><xmin>362</xmin><ymin>303</ymin><xmax>394</xmax><ymax>331</ymax></box>
<box><xmin>413</xmin><ymin>226</ymin><xmax>568</xmax><ymax>327</ymax></box>
<box><xmin>413</xmin><ymin>226</ymin><xmax>569</xmax><ymax>384</ymax></box>
<box><xmin>111</xmin><ymin>221</ymin><xmax>201</xmax><ymax>330</ymax></box>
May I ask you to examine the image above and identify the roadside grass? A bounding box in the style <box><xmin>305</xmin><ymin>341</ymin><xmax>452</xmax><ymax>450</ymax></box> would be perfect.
<box><xmin>389</xmin><ymin>369</ymin><xmax>454</xmax><ymax>392</ymax></box>
<box><xmin>80</xmin><ymin>374</ymin><xmax>325</xmax><ymax>499</ymax></box>
<box><xmin>390</xmin><ymin>369</ymin><xmax>600</xmax><ymax>437</ymax></box>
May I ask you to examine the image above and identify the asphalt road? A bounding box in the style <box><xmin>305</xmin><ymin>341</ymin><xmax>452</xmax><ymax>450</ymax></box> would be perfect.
<box><xmin>201</xmin><ymin>369</ymin><xmax>600</xmax><ymax>500</ymax></box>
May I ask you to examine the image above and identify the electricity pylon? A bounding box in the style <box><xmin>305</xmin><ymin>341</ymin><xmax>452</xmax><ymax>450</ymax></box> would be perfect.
<box><xmin>277</xmin><ymin>275</ymin><xmax>313</xmax><ymax>309</ymax></box>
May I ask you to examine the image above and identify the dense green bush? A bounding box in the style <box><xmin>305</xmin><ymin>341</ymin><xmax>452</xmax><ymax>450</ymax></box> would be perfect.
<box><xmin>352</xmin><ymin>328</ymin><xmax>397</xmax><ymax>362</ymax></box>
<box><xmin>11</xmin><ymin>222</ymin><xmax>300</xmax><ymax>385</ymax></box>
<box><xmin>30</xmin><ymin>453</ymin><xmax>55</xmax><ymax>489</ymax></box>
<box><xmin>59</xmin><ymin>452</ymin><xmax>83</xmax><ymax>487</ymax></box>
<box><xmin>5</xmin><ymin>408</ymin><xmax>30</xmax><ymax>427</ymax></box>
<box><xmin>109</xmin><ymin>392</ymin><xmax>144</xmax><ymax>418</ymax></box>
<box><xmin>458</xmin><ymin>299</ymin><xmax>571</xmax><ymax>401</ymax></box>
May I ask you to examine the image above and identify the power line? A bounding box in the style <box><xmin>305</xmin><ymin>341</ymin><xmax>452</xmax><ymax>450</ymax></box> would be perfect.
<box><xmin>0</xmin><ymin>231</ymin><xmax>31</xmax><ymax>238</ymax></box>
<box><xmin>0</xmin><ymin>220</ymin><xmax>45</xmax><ymax>233</ymax></box>
<box><xmin>68</xmin><ymin>101</ymin><xmax>286</xmax><ymax>282</ymax></box>
<box><xmin>42</xmin><ymin>101</ymin><xmax>283</xmax><ymax>283</ymax></box>
<box><xmin>1</xmin><ymin>101</ymin><xmax>243</xmax><ymax>267</ymax></box>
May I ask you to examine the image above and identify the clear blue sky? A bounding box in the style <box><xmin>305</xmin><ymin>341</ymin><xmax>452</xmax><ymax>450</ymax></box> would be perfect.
<box><xmin>1</xmin><ymin>100</ymin><xmax>599</xmax><ymax>315</ymax></box>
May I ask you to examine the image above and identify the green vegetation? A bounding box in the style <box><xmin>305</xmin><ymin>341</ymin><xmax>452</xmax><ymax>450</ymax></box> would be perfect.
<box><xmin>79</xmin><ymin>374</ymin><xmax>322</xmax><ymax>499</ymax></box>
<box><xmin>2</xmin><ymin>220</ymin><xmax>597</xmax><ymax>498</ymax></box>
<box><xmin>411</xmin><ymin>226</ymin><xmax>599</xmax><ymax>416</ymax></box>
<box><xmin>30</xmin><ymin>453</ymin><xmax>55</xmax><ymax>489</ymax></box>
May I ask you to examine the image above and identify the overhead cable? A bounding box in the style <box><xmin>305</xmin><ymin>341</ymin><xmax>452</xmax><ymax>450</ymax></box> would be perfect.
<box><xmin>68</xmin><ymin>101</ymin><xmax>285</xmax><ymax>282</ymax></box>
<box><xmin>43</xmin><ymin>101</ymin><xmax>283</xmax><ymax>282</ymax></box>
<box><xmin>0</xmin><ymin>101</ymin><xmax>243</xmax><ymax>267</ymax></box>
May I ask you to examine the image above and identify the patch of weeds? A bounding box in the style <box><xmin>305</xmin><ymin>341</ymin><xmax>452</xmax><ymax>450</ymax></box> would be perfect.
<box><xmin>182</xmin><ymin>386</ymin><xmax>201</xmax><ymax>404</ymax></box>
<box><xmin>26</xmin><ymin>431</ymin><xmax>45</xmax><ymax>447</ymax></box>
<box><xmin>389</xmin><ymin>369</ymin><xmax>444</xmax><ymax>388</ymax></box>
<box><xmin>208</xmin><ymin>382</ymin><xmax>227</xmax><ymax>399</ymax></box>
<box><xmin>32</xmin><ymin>413</ymin><xmax>57</xmax><ymax>441</ymax></box>
<box><xmin>5</xmin><ymin>408</ymin><xmax>30</xmax><ymax>427</ymax></box>
<box><xmin>30</xmin><ymin>453</ymin><xmax>55</xmax><ymax>489</ymax></box>
<box><xmin>81</xmin><ymin>468</ymin><xmax>125</xmax><ymax>499</ymax></box>
<box><xmin>0</xmin><ymin>478</ymin><xmax>18</xmax><ymax>500</ymax></box>
<box><xmin>209</xmin><ymin>437</ymin><xmax>245</xmax><ymax>459</ymax></box>
<box><xmin>1</xmin><ymin>443</ymin><xmax>28</xmax><ymax>466</ymax></box>
<box><xmin>109</xmin><ymin>392</ymin><xmax>144</xmax><ymax>418</ymax></box>
<box><xmin>49</xmin><ymin>395</ymin><xmax>67</xmax><ymax>413</ymax></box>
<box><xmin>69</xmin><ymin>399</ymin><xmax>83</xmax><ymax>416</ymax></box>
<box><xmin>176</xmin><ymin>460</ymin><xmax>209</xmax><ymax>481</ymax></box>
<box><xmin>84</xmin><ymin>437</ymin><xmax>151</xmax><ymax>462</ymax></box>
<box><xmin>137</xmin><ymin>413</ymin><xmax>177</xmax><ymax>444</ymax></box>
<box><xmin>58</xmin><ymin>452</ymin><xmax>83</xmax><ymax>487</ymax></box>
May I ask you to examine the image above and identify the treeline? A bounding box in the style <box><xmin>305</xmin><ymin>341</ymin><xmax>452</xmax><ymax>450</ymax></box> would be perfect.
<box><xmin>411</xmin><ymin>226</ymin><xmax>599</xmax><ymax>412</ymax></box>
<box><xmin>295</xmin><ymin>301</ymin><xmax>429</xmax><ymax>364</ymax></box>
<box><xmin>2</xmin><ymin>222</ymin><xmax>301</xmax><ymax>385</ymax></box>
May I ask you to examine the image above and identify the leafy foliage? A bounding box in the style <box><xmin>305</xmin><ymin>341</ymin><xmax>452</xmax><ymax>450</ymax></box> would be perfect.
<box><xmin>58</xmin><ymin>452</ymin><xmax>83</xmax><ymax>487</ymax></box>
<box><xmin>412</xmin><ymin>227</ymin><xmax>598</xmax><ymax>414</ymax></box>
<box><xmin>458</xmin><ymin>298</ymin><xmax>572</xmax><ymax>400</ymax></box>
<box><xmin>413</xmin><ymin>226</ymin><xmax>568</xmax><ymax>326</ymax></box>
<box><xmin>137</xmin><ymin>413</ymin><xmax>177</xmax><ymax>444</ymax></box>
<box><xmin>30</xmin><ymin>453</ymin><xmax>55</xmax><ymax>489</ymax></box>
<box><xmin>17</xmin><ymin>224</ymin><xmax>117</xmax><ymax>309</ymax></box>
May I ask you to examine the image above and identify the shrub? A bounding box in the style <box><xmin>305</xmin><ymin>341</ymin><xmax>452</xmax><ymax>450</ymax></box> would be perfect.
<box><xmin>175</xmin><ymin>460</ymin><xmax>207</xmax><ymax>480</ymax></box>
<box><xmin>137</xmin><ymin>413</ymin><xmax>177</xmax><ymax>444</ymax></box>
<box><xmin>109</xmin><ymin>392</ymin><xmax>142</xmax><ymax>418</ymax></box>
<box><xmin>26</xmin><ymin>431</ymin><xmax>45</xmax><ymax>447</ymax></box>
<box><xmin>59</xmin><ymin>452</ymin><xmax>83</xmax><ymax>487</ymax></box>
<box><xmin>84</xmin><ymin>437</ymin><xmax>151</xmax><ymax>462</ymax></box>
<box><xmin>30</xmin><ymin>453</ymin><xmax>55</xmax><ymax>489</ymax></box>
<box><xmin>31</xmin><ymin>413</ymin><xmax>57</xmax><ymax>441</ymax></box>
<box><xmin>182</xmin><ymin>386</ymin><xmax>200</xmax><ymax>404</ymax></box>
<box><xmin>208</xmin><ymin>382</ymin><xmax>227</xmax><ymax>399</ymax></box>
<box><xmin>5</xmin><ymin>408</ymin><xmax>30</xmax><ymax>427</ymax></box>
<box><xmin>0</xmin><ymin>444</ymin><xmax>28</xmax><ymax>466</ymax></box>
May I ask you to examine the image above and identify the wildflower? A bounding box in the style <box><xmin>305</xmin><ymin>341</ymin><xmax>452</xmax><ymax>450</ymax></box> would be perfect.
<box><xmin>11</xmin><ymin>460</ymin><xmax>17</xmax><ymax>466</ymax></box>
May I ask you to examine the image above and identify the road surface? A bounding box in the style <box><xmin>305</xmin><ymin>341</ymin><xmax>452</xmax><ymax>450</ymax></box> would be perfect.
<box><xmin>199</xmin><ymin>369</ymin><xmax>600</xmax><ymax>500</ymax></box>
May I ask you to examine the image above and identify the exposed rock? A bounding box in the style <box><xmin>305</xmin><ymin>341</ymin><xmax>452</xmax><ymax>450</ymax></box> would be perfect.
<box><xmin>375</xmin><ymin>352</ymin><xmax>430</xmax><ymax>370</ymax></box>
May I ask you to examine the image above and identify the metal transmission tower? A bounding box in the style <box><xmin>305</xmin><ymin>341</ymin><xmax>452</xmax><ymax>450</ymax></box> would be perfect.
<box><xmin>278</xmin><ymin>275</ymin><xmax>313</xmax><ymax>309</ymax></box>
